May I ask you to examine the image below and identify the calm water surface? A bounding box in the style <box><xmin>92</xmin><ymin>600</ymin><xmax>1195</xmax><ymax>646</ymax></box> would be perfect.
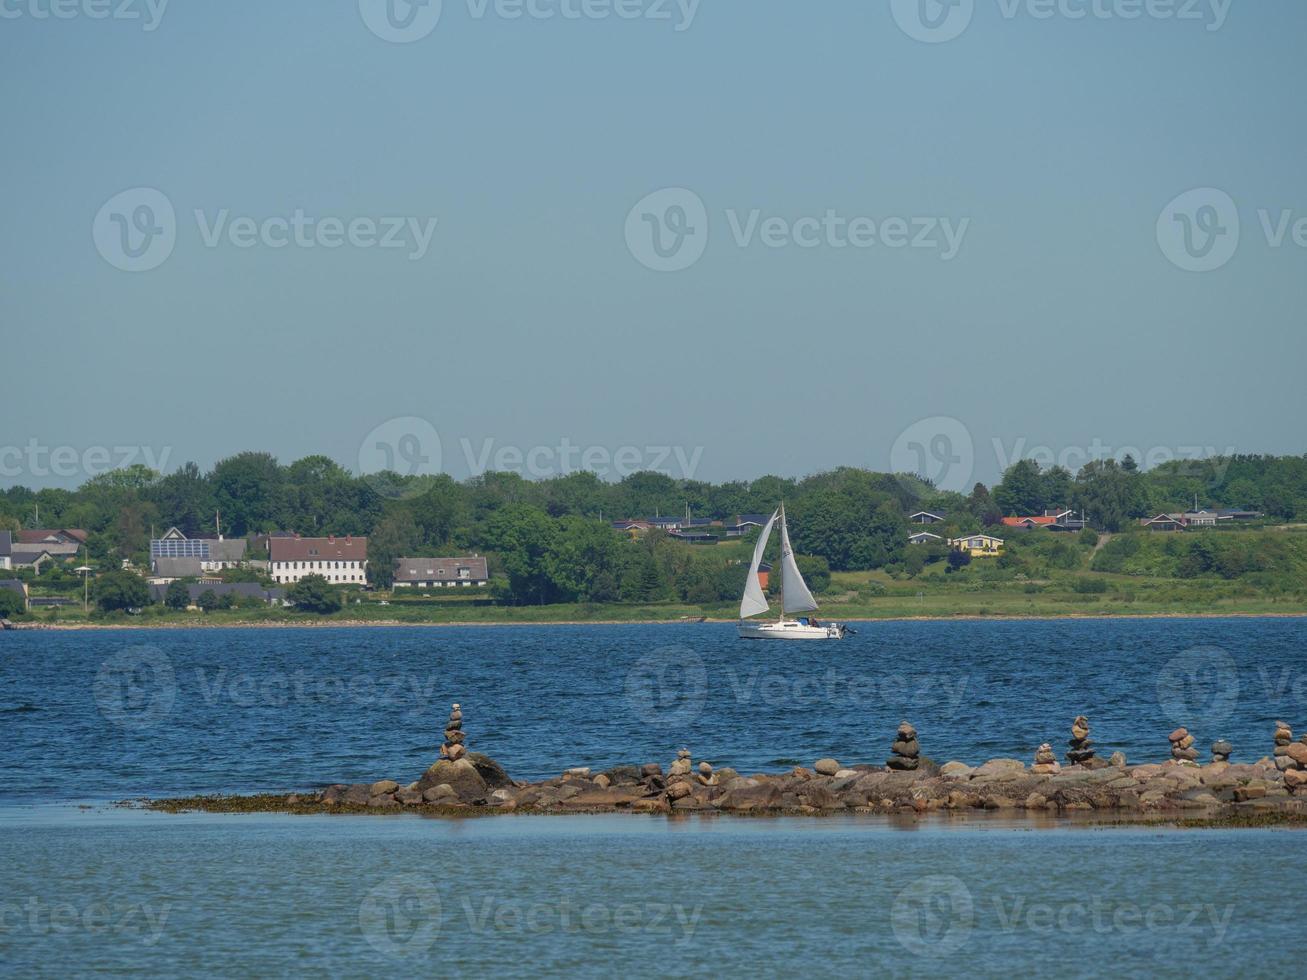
<box><xmin>2</xmin><ymin>620</ymin><xmax>1305</xmax><ymax>976</ymax></box>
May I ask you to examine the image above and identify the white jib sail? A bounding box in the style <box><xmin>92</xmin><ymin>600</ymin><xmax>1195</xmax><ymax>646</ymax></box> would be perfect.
<box><xmin>739</xmin><ymin>510</ymin><xmax>779</xmax><ymax>619</ymax></box>
<box><xmin>780</xmin><ymin>507</ymin><xmax>818</xmax><ymax>614</ymax></box>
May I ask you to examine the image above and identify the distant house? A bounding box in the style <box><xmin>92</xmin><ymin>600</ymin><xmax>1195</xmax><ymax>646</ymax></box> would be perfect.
<box><xmin>1001</xmin><ymin>516</ymin><xmax>1056</xmax><ymax>529</ymax></box>
<box><xmin>393</xmin><ymin>556</ymin><xmax>489</xmax><ymax>589</ymax></box>
<box><xmin>148</xmin><ymin>557</ymin><xmax>223</xmax><ymax>585</ymax></box>
<box><xmin>150</xmin><ymin>529</ymin><xmax>247</xmax><ymax>571</ymax></box>
<box><xmin>908</xmin><ymin>531</ymin><xmax>943</xmax><ymax>545</ymax></box>
<box><xmin>949</xmin><ymin>533</ymin><xmax>1004</xmax><ymax>557</ymax></box>
<box><xmin>1003</xmin><ymin>508</ymin><xmax>1086</xmax><ymax>532</ymax></box>
<box><xmin>1183</xmin><ymin>510</ymin><xmax>1221</xmax><ymax>528</ymax></box>
<box><xmin>1141</xmin><ymin>514</ymin><xmax>1187</xmax><ymax>532</ymax></box>
<box><xmin>16</xmin><ymin>528</ymin><xmax>88</xmax><ymax>547</ymax></box>
<box><xmin>647</xmin><ymin>516</ymin><xmax>683</xmax><ymax>532</ymax></box>
<box><xmin>611</xmin><ymin>520</ymin><xmax>654</xmax><ymax>540</ymax></box>
<box><xmin>909</xmin><ymin>511</ymin><xmax>947</xmax><ymax>525</ymax></box>
<box><xmin>269</xmin><ymin>535</ymin><xmax>368</xmax><ymax>585</ymax></box>
<box><xmin>1218</xmin><ymin>508</ymin><xmax>1264</xmax><ymax>521</ymax></box>
<box><xmin>147</xmin><ymin>581</ymin><xmax>287</xmax><ymax>608</ymax></box>
<box><xmin>669</xmin><ymin>530</ymin><xmax>717</xmax><ymax>545</ymax></box>
<box><xmin>0</xmin><ymin>579</ymin><xmax>28</xmax><ymax>612</ymax></box>
<box><xmin>757</xmin><ymin>561</ymin><xmax>772</xmax><ymax>592</ymax></box>
<box><xmin>725</xmin><ymin>514</ymin><xmax>770</xmax><ymax>537</ymax></box>
<box><xmin>6</xmin><ymin>530</ymin><xmax>82</xmax><ymax>569</ymax></box>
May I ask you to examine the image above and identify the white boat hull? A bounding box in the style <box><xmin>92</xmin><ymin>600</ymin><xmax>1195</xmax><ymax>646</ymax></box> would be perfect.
<box><xmin>738</xmin><ymin>619</ymin><xmax>847</xmax><ymax>640</ymax></box>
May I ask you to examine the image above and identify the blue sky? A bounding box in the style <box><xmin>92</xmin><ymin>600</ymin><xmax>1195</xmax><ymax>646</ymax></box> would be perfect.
<box><xmin>2</xmin><ymin>0</ymin><xmax>1304</xmax><ymax>490</ymax></box>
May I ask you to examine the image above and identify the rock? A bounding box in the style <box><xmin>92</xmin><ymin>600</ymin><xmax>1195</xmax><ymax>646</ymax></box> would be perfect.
<box><xmin>885</xmin><ymin>756</ymin><xmax>919</xmax><ymax>771</ymax></box>
<box><xmin>396</xmin><ymin>788</ymin><xmax>424</xmax><ymax>806</ymax></box>
<box><xmin>1286</xmin><ymin>743</ymin><xmax>1307</xmax><ymax>766</ymax></box>
<box><xmin>417</xmin><ymin>758</ymin><xmax>488</xmax><ymax>802</ymax></box>
<box><xmin>1284</xmin><ymin>769</ymin><xmax>1307</xmax><ymax>792</ymax></box>
<box><xmin>342</xmin><ymin>784</ymin><xmax>371</xmax><ymax>805</ymax></box>
<box><xmin>566</xmin><ymin>767</ymin><xmax>592</xmax><ymax>777</ymax></box>
<box><xmin>466</xmin><ymin>753</ymin><xmax>513</xmax><ymax>789</ymax></box>
<box><xmin>890</xmin><ymin>741</ymin><xmax>920</xmax><ymax>759</ymax></box>
<box><xmin>939</xmin><ymin>761</ymin><xmax>973</xmax><ymax>779</ymax></box>
<box><xmin>640</xmin><ymin>763</ymin><xmax>663</xmax><ymax>777</ymax></box>
<box><xmin>814</xmin><ymin>758</ymin><xmax>840</xmax><ymax>776</ymax></box>
<box><xmin>1024</xmin><ymin>792</ymin><xmax>1049</xmax><ymax>810</ymax></box>
<box><xmin>604</xmin><ymin>765</ymin><xmax>642</xmax><ymax>784</ymax></box>
<box><xmin>972</xmin><ymin>759</ymin><xmax>1027</xmax><ymax>779</ymax></box>
<box><xmin>319</xmin><ymin>785</ymin><xmax>347</xmax><ymax>804</ymax></box>
<box><xmin>422</xmin><ymin>783</ymin><xmax>457</xmax><ymax>803</ymax></box>
<box><xmin>593</xmin><ymin>774</ymin><xmax>611</xmax><ymax>789</ymax></box>
<box><xmin>665</xmin><ymin>781</ymin><xmax>693</xmax><ymax>801</ymax></box>
<box><xmin>1168</xmin><ymin>727</ymin><xmax>1188</xmax><ymax>743</ymax></box>
<box><xmin>1109</xmin><ymin>751</ymin><xmax>1127</xmax><ymax>768</ymax></box>
<box><xmin>367</xmin><ymin>795</ymin><xmax>399</xmax><ymax>808</ymax></box>
<box><xmin>369</xmin><ymin>779</ymin><xmax>400</xmax><ymax>796</ymax></box>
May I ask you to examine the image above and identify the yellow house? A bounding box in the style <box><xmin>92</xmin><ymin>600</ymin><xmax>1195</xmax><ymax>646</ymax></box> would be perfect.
<box><xmin>948</xmin><ymin>533</ymin><xmax>1004</xmax><ymax>557</ymax></box>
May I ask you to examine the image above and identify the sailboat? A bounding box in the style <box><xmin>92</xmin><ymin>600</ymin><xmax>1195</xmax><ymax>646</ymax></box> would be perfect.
<box><xmin>738</xmin><ymin>505</ymin><xmax>848</xmax><ymax>640</ymax></box>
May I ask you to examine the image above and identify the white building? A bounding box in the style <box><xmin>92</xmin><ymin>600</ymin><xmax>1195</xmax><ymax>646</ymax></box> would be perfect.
<box><xmin>393</xmin><ymin>556</ymin><xmax>489</xmax><ymax>589</ymax></box>
<box><xmin>269</xmin><ymin>535</ymin><xmax>368</xmax><ymax>585</ymax></box>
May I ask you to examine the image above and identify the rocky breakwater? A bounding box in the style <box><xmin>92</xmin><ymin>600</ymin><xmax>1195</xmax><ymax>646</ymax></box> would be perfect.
<box><xmin>261</xmin><ymin>718</ymin><xmax>1307</xmax><ymax>821</ymax></box>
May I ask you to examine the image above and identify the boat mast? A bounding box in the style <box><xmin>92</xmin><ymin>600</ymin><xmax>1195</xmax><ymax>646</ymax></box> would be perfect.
<box><xmin>777</xmin><ymin>503</ymin><xmax>785</xmax><ymax>624</ymax></box>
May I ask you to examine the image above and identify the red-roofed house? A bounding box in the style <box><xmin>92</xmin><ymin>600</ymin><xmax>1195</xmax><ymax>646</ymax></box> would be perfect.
<box><xmin>269</xmin><ymin>535</ymin><xmax>368</xmax><ymax>585</ymax></box>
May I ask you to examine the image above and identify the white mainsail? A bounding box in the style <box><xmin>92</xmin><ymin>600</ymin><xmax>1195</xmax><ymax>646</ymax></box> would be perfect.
<box><xmin>739</xmin><ymin>509</ymin><xmax>779</xmax><ymax>619</ymax></box>
<box><xmin>779</xmin><ymin>506</ymin><xmax>818</xmax><ymax>614</ymax></box>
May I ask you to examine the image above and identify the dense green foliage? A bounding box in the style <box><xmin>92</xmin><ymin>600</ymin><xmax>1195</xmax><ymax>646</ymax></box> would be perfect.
<box><xmin>286</xmin><ymin>575</ymin><xmax>344</xmax><ymax>614</ymax></box>
<box><xmin>0</xmin><ymin>588</ymin><xmax>25</xmax><ymax>618</ymax></box>
<box><xmin>93</xmin><ymin>570</ymin><xmax>150</xmax><ymax>612</ymax></box>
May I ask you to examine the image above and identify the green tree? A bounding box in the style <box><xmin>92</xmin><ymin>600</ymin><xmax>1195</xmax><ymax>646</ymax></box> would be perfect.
<box><xmin>197</xmin><ymin>589</ymin><xmax>220</xmax><ymax>612</ymax></box>
<box><xmin>164</xmin><ymin>580</ymin><xmax>190</xmax><ymax>610</ymax></box>
<box><xmin>94</xmin><ymin>571</ymin><xmax>151</xmax><ymax>612</ymax></box>
<box><xmin>368</xmin><ymin>511</ymin><xmax>421</xmax><ymax>588</ymax></box>
<box><xmin>993</xmin><ymin>460</ymin><xmax>1046</xmax><ymax>516</ymax></box>
<box><xmin>482</xmin><ymin>504</ymin><xmax>559</xmax><ymax>604</ymax></box>
<box><xmin>0</xmin><ymin>588</ymin><xmax>26</xmax><ymax>618</ymax></box>
<box><xmin>287</xmin><ymin>574</ymin><xmax>343</xmax><ymax>613</ymax></box>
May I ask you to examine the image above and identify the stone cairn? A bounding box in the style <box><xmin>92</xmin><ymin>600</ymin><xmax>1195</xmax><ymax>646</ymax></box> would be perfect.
<box><xmin>440</xmin><ymin>703</ymin><xmax>466</xmax><ymax>761</ymax></box>
<box><xmin>1032</xmin><ymin>742</ymin><xmax>1060</xmax><ymax>775</ymax></box>
<box><xmin>1272</xmin><ymin>721</ymin><xmax>1294</xmax><ymax>771</ymax></box>
<box><xmin>669</xmin><ymin>748</ymin><xmax>693</xmax><ymax>779</ymax></box>
<box><xmin>887</xmin><ymin>721</ymin><xmax>920</xmax><ymax>771</ymax></box>
<box><xmin>1168</xmin><ymin>727</ymin><xmax>1199</xmax><ymax>764</ymax></box>
<box><xmin>1211</xmin><ymin>739</ymin><xmax>1232</xmax><ymax>764</ymax></box>
<box><xmin>1065</xmin><ymin>715</ymin><xmax>1095</xmax><ymax>766</ymax></box>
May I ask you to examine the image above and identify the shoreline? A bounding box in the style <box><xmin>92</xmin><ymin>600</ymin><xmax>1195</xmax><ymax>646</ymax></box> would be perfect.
<box><xmin>10</xmin><ymin>610</ymin><xmax>1307</xmax><ymax>630</ymax></box>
